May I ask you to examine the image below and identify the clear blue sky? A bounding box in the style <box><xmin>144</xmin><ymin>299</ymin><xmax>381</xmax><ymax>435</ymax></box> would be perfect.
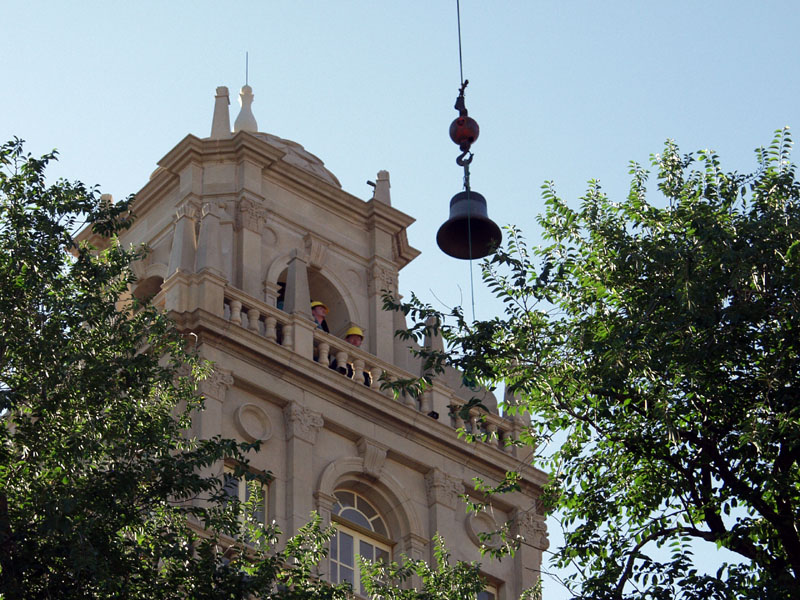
<box><xmin>3</xmin><ymin>2</ymin><xmax>799</xmax><ymax>597</ymax></box>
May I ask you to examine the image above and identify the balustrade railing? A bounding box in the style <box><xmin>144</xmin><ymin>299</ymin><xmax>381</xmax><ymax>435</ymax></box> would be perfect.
<box><xmin>221</xmin><ymin>287</ymin><xmax>518</xmax><ymax>455</ymax></box>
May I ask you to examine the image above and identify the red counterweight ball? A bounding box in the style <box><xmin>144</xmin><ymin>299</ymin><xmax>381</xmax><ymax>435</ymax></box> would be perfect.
<box><xmin>449</xmin><ymin>115</ymin><xmax>480</xmax><ymax>152</ymax></box>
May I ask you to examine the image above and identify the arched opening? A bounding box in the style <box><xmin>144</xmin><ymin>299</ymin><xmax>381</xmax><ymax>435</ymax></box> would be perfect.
<box><xmin>276</xmin><ymin>267</ymin><xmax>352</xmax><ymax>336</ymax></box>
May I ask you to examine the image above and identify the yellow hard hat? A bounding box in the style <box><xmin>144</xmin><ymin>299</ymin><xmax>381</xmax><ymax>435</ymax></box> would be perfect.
<box><xmin>310</xmin><ymin>300</ymin><xmax>329</xmax><ymax>313</ymax></box>
<box><xmin>345</xmin><ymin>326</ymin><xmax>364</xmax><ymax>338</ymax></box>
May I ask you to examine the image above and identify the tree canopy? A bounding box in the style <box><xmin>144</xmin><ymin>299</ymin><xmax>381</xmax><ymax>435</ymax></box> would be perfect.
<box><xmin>0</xmin><ymin>139</ymin><xmax>353</xmax><ymax>599</ymax></box>
<box><xmin>0</xmin><ymin>139</ymin><xmax>502</xmax><ymax>600</ymax></box>
<box><xmin>389</xmin><ymin>129</ymin><xmax>800</xmax><ymax>599</ymax></box>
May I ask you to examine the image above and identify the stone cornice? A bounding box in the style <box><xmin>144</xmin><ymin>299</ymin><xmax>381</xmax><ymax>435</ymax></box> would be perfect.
<box><xmin>169</xmin><ymin>308</ymin><xmax>549</xmax><ymax>493</ymax></box>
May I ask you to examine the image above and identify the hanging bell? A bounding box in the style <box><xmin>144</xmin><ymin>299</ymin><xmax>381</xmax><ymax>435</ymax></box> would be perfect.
<box><xmin>436</xmin><ymin>189</ymin><xmax>502</xmax><ymax>259</ymax></box>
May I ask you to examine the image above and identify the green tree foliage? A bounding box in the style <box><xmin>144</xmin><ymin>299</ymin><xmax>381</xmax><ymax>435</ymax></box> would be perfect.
<box><xmin>388</xmin><ymin>129</ymin><xmax>800</xmax><ymax>599</ymax></box>
<box><xmin>0</xmin><ymin>139</ymin><xmax>352</xmax><ymax>599</ymax></box>
<box><xmin>359</xmin><ymin>535</ymin><xmax>523</xmax><ymax>600</ymax></box>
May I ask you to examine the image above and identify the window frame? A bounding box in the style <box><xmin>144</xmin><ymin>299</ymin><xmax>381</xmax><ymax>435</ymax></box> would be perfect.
<box><xmin>222</xmin><ymin>462</ymin><xmax>270</xmax><ymax>526</ymax></box>
<box><xmin>329</xmin><ymin>490</ymin><xmax>394</xmax><ymax>595</ymax></box>
<box><xmin>478</xmin><ymin>581</ymin><xmax>499</xmax><ymax>600</ymax></box>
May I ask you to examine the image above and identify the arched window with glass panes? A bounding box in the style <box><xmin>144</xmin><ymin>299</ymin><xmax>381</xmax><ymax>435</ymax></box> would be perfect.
<box><xmin>329</xmin><ymin>490</ymin><xmax>392</xmax><ymax>595</ymax></box>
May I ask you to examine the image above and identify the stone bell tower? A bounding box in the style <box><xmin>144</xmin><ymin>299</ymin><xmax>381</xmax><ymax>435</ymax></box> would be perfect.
<box><xmin>109</xmin><ymin>84</ymin><xmax>549</xmax><ymax>599</ymax></box>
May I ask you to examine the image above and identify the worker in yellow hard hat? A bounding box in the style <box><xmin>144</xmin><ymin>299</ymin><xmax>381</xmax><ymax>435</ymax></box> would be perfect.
<box><xmin>344</xmin><ymin>325</ymin><xmax>364</xmax><ymax>348</ymax></box>
<box><xmin>310</xmin><ymin>300</ymin><xmax>329</xmax><ymax>333</ymax></box>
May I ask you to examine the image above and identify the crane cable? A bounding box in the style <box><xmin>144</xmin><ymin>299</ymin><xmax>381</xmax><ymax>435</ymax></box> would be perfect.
<box><xmin>456</xmin><ymin>0</ymin><xmax>477</xmax><ymax>321</ymax></box>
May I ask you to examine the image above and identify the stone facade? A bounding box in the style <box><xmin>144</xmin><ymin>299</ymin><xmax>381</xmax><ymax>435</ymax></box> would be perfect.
<box><xmin>97</xmin><ymin>85</ymin><xmax>548</xmax><ymax>599</ymax></box>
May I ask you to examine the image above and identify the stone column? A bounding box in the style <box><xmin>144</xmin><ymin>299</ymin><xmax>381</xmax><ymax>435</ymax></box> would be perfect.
<box><xmin>510</xmin><ymin>507</ymin><xmax>549</xmax><ymax>598</ymax></box>
<box><xmin>401</xmin><ymin>533</ymin><xmax>429</xmax><ymax>589</ymax></box>
<box><xmin>425</xmin><ymin>468</ymin><xmax>462</xmax><ymax>563</ymax></box>
<box><xmin>367</xmin><ymin>259</ymin><xmax>398</xmax><ymax>363</ymax></box>
<box><xmin>163</xmin><ymin>201</ymin><xmax>198</xmax><ymax>313</ymax></box>
<box><xmin>219</xmin><ymin>201</ymin><xmax>235</xmax><ymax>284</ymax></box>
<box><xmin>283</xmin><ymin>250</ymin><xmax>312</xmax><ymax>317</ymax></box>
<box><xmin>193</xmin><ymin>367</ymin><xmax>234</xmax><ymax>507</ymax></box>
<box><xmin>167</xmin><ymin>201</ymin><xmax>198</xmax><ymax>277</ymax></box>
<box><xmin>236</xmin><ymin>196</ymin><xmax>266</xmax><ymax>298</ymax></box>
<box><xmin>196</xmin><ymin>201</ymin><xmax>224</xmax><ymax>276</ymax></box>
<box><xmin>194</xmin><ymin>202</ymin><xmax>227</xmax><ymax>316</ymax></box>
<box><xmin>283</xmin><ymin>250</ymin><xmax>314</xmax><ymax>358</ymax></box>
<box><xmin>284</xmin><ymin>402</ymin><xmax>324</xmax><ymax>533</ymax></box>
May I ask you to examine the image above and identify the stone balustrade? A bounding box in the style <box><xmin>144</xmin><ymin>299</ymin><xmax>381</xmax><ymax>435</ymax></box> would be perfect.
<box><xmin>221</xmin><ymin>287</ymin><xmax>519</xmax><ymax>455</ymax></box>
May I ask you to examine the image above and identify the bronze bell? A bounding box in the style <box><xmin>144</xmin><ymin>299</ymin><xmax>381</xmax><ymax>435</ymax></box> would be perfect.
<box><xmin>436</xmin><ymin>190</ymin><xmax>502</xmax><ymax>259</ymax></box>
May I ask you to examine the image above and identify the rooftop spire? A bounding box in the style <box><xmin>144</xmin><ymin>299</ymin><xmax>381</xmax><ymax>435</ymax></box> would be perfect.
<box><xmin>234</xmin><ymin>84</ymin><xmax>258</xmax><ymax>133</ymax></box>
<box><xmin>210</xmin><ymin>86</ymin><xmax>232</xmax><ymax>139</ymax></box>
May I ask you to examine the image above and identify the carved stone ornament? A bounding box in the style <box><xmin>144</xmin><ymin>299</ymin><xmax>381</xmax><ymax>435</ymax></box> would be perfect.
<box><xmin>425</xmin><ymin>469</ymin><xmax>462</xmax><ymax>509</ymax></box>
<box><xmin>303</xmin><ymin>232</ymin><xmax>329</xmax><ymax>270</ymax></box>
<box><xmin>367</xmin><ymin>263</ymin><xmax>397</xmax><ymax>296</ymax></box>
<box><xmin>174</xmin><ymin>200</ymin><xmax>199</xmax><ymax>221</ymax></box>
<box><xmin>465</xmin><ymin>511</ymin><xmax>503</xmax><ymax>550</ymax></box>
<box><xmin>511</xmin><ymin>509</ymin><xmax>550</xmax><ymax>551</ymax></box>
<box><xmin>283</xmin><ymin>402</ymin><xmax>324</xmax><ymax>443</ymax></box>
<box><xmin>237</xmin><ymin>196</ymin><xmax>267</xmax><ymax>231</ymax></box>
<box><xmin>235</xmin><ymin>403</ymin><xmax>273</xmax><ymax>442</ymax></box>
<box><xmin>357</xmin><ymin>437</ymin><xmax>388</xmax><ymax>480</ymax></box>
<box><xmin>198</xmin><ymin>368</ymin><xmax>234</xmax><ymax>403</ymax></box>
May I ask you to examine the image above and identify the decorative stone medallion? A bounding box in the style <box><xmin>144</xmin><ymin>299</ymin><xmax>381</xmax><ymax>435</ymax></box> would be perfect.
<box><xmin>465</xmin><ymin>511</ymin><xmax>503</xmax><ymax>550</ymax></box>
<box><xmin>235</xmin><ymin>402</ymin><xmax>272</xmax><ymax>442</ymax></box>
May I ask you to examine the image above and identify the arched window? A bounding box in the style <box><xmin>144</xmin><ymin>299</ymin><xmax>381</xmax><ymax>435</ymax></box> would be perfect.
<box><xmin>330</xmin><ymin>490</ymin><xmax>392</xmax><ymax>595</ymax></box>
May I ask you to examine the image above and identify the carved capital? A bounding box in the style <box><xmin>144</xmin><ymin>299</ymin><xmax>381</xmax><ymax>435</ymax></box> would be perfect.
<box><xmin>356</xmin><ymin>437</ymin><xmax>388</xmax><ymax>480</ymax></box>
<box><xmin>284</xmin><ymin>402</ymin><xmax>324</xmax><ymax>444</ymax></box>
<box><xmin>198</xmin><ymin>368</ymin><xmax>234</xmax><ymax>403</ymax></box>
<box><xmin>511</xmin><ymin>509</ymin><xmax>549</xmax><ymax>551</ymax></box>
<box><xmin>425</xmin><ymin>468</ymin><xmax>462</xmax><ymax>509</ymax></box>
<box><xmin>237</xmin><ymin>196</ymin><xmax>267</xmax><ymax>231</ymax></box>
<box><xmin>201</xmin><ymin>201</ymin><xmax>221</xmax><ymax>219</ymax></box>
<box><xmin>303</xmin><ymin>232</ymin><xmax>329</xmax><ymax>270</ymax></box>
<box><xmin>175</xmin><ymin>200</ymin><xmax>200</xmax><ymax>221</ymax></box>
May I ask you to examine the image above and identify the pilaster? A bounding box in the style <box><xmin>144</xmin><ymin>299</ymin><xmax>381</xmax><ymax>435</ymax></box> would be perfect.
<box><xmin>236</xmin><ymin>195</ymin><xmax>267</xmax><ymax>298</ymax></box>
<box><xmin>167</xmin><ymin>200</ymin><xmax>198</xmax><ymax>277</ymax></box>
<box><xmin>424</xmin><ymin>468</ymin><xmax>462</xmax><ymax>564</ymax></box>
<box><xmin>195</xmin><ymin>201</ymin><xmax>224</xmax><ymax>276</ymax></box>
<box><xmin>193</xmin><ymin>367</ymin><xmax>234</xmax><ymax>507</ymax></box>
<box><xmin>284</xmin><ymin>402</ymin><xmax>324</xmax><ymax>533</ymax></box>
<box><xmin>367</xmin><ymin>259</ymin><xmax>398</xmax><ymax>363</ymax></box>
<box><xmin>283</xmin><ymin>250</ymin><xmax>312</xmax><ymax>318</ymax></box>
<box><xmin>510</xmin><ymin>508</ymin><xmax>549</xmax><ymax>597</ymax></box>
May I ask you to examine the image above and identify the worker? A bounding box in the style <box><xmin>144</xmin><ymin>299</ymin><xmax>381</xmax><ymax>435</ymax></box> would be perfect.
<box><xmin>310</xmin><ymin>300</ymin><xmax>329</xmax><ymax>333</ymax></box>
<box><xmin>331</xmin><ymin>326</ymin><xmax>370</xmax><ymax>386</ymax></box>
<box><xmin>344</xmin><ymin>325</ymin><xmax>364</xmax><ymax>348</ymax></box>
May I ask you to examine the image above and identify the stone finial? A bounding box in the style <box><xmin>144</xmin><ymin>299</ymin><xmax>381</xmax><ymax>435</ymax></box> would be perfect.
<box><xmin>234</xmin><ymin>84</ymin><xmax>258</xmax><ymax>133</ymax></box>
<box><xmin>210</xmin><ymin>86</ymin><xmax>232</xmax><ymax>139</ymax></box>
<box><xmin>374</xmin><ymin>170</ymin><xmax>391</xmax><ymax>205</ymax></box>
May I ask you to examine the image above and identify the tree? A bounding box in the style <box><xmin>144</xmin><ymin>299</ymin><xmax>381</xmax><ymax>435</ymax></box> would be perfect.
<box><xmin>0</xmin><ymin>139</ymin><xmax>503</xmax><ymax>600</ymax></box>
<box><xmin>388</xmin><ymin>129</ymin><xmax>800</xmax><ymax>599</ymax></box>
<box><xmin>359</xmin><ymin>535</ymin><xmax>531</xmax><ymax>600</ymax></box>
<box><xmin>0</xmin><ymin>139</ymin><xmax>353</xmax><ymax>599</ymax></box>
